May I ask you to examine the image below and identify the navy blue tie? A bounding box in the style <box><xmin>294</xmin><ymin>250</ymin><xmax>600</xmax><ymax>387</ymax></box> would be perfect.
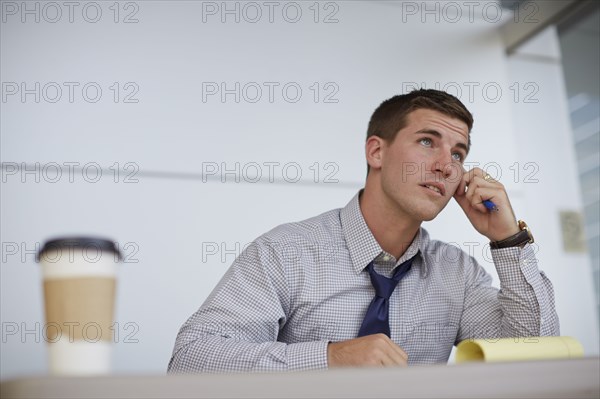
<box><xmin>357</xmin><ymin>253</ymin><xmax>417</xmax><ymax>338</ymax></box>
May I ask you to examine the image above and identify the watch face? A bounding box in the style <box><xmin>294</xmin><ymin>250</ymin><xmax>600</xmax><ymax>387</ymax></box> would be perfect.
<box><xmin>518</xmin><ymin>220</ymin><xmax>534</xmax><ymax>243</ymax></box>
<box><xmin>518</xmin><ymin>220</ymin><xmax>527</xmax><ymax>230</ymax></box>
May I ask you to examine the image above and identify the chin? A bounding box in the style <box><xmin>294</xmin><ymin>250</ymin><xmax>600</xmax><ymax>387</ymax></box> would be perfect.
<box><xmin>414</xmin><ymin>206</ymin><xmax>444</xmax><ymax>222</ymax></box>
<box><xmin>419</xmin><ymin>213</ymin><xmax>438</xmax><ymax>222</ymax></box>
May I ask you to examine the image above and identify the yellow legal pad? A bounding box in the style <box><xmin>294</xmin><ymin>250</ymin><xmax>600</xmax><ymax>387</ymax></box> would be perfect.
<box><xmin>456</xmin><ymin>336</ymin><xmax>584</xmax><ymax>363</ymax></box>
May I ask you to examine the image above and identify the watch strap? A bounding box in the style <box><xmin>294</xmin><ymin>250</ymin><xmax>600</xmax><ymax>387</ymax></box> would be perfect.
<box><xmin>490</xmin><ymin>220</ymin><xmax>534</xmax><ymax>249</ymax></box>
<box><xmin>490</xmin><ymin>230</ymin><xmax>531</xmax><ymax>249</ymax></box>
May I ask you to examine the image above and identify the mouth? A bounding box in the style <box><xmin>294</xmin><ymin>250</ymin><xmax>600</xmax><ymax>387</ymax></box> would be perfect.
<box><xmin>420</xmin><ymin>182</ymin><xmax>445</xmax><ymax>196</ymax></box>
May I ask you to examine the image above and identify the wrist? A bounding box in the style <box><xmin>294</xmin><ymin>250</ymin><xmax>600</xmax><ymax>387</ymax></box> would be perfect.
<box><xmin>490</xmin><ymin>220</ymin><xmax>534</xmax><ymax>249</ymax></box>
<box><xmin>489</xmin><ymin>226</ymin><xmax>520</xmax><ymax>243</ymax></box>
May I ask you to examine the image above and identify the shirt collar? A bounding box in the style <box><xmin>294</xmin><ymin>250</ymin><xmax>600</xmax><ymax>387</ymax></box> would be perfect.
<box><xmin>340</xmin><ymin>190</ymin><xmax>429</xmax><ymax>276</ymax></box>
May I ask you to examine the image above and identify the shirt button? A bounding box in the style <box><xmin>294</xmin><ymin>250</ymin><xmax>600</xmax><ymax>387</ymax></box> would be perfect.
<box><xmin>383</xmin><ymin>255</ymin><xmax>390</xmax><ymax>261</ymax></box>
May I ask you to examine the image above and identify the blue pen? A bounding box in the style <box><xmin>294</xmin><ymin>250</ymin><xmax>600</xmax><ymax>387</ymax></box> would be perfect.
<box><xmin>483</xmin><ymin>199</ymin><xmax>499</xmax><ymax>212</ymax></box>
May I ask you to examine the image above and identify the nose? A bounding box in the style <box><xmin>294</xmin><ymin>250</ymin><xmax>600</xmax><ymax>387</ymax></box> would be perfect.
<box><xmin>433</xmin><ymin>149</ymin><xmax>454</xmax><ymax>179</ymax></box>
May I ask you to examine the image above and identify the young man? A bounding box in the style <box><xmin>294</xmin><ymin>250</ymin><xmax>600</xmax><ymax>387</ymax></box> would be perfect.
<box><xmin>168</xmin><ymin>89</ymin><xmax>559</xmax><ymax>373</ymax></box>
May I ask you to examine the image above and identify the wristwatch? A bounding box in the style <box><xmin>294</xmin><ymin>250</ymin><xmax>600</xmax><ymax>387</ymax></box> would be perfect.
<box><xmin>490</xmin><ymin>220</ymin><xmax>534</xmax><ymax>249</ymax></box>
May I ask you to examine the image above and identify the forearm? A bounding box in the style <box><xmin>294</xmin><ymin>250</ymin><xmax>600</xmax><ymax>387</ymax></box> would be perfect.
<box><xmin>167</xmin><ymin>236</ymin><xmax>329</xmax><ymax>373</ymax></box>
<box><xmin>493</xmin><ymin>244</ymin><xmax>560</xmax><ymax>336</ymax></box>
<box><xmin>167</xmin><ymin>324</ymin><xmax>329</xmax><ymax>373</ymax></box>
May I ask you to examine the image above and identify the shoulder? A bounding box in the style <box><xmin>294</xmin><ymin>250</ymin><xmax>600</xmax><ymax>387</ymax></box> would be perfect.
<box><xmin>234</xmin><ymin>208</ymin><xmax>343</xmax><ymax>288</ymax></box>
<box><xmin>257</xmin><ymin>208</ymin><xmax>343</xmax><ymax>246</ymax></box>
<box><xmin>236</xmin><ymin>208</ymin><xmax>343</xmax><ymax>270</ymax></box>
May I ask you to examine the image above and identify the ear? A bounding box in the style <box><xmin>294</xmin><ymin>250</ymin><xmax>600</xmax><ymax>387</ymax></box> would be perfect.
<box><xmin>365</xmin><ymin>136</ymin><xmax>385</xmax><ymax>171</ymax></box>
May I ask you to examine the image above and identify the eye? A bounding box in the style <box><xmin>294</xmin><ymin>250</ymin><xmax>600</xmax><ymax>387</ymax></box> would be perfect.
<box><xmin>419</xmin><ymin>138</ymin><xmax>432</xmax><ymax>146</ymax></box>
<box><xmin>452</xmin><ymin>152</ymin><xmax>464</xmax><ymax>162</ymax></box>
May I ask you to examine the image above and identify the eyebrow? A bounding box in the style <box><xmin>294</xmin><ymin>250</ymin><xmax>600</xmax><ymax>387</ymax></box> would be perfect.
<box><xmin>415</xmin><ymin>129</ymin><xmax>469</xmax><ymax>154</ymax></box>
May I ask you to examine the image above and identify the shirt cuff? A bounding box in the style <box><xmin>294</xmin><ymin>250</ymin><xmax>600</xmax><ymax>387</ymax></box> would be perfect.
<box><xmin>490</xmin><ymin>243</ymin><xmax>539</xmax><ymax>285</ymax></box>
<box><xmin>286</xmin><ymin>340</ymin><xmax>329</xmax><ymax>371</ymax></box>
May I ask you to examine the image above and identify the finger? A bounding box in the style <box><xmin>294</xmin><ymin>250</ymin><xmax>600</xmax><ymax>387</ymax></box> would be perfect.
<box><xmin>482</xmin><ymin>172</ymin><xmax>498</xmax><ymax>183</ymax></box>
<box><xmin>379</xmin><ymin>348</ymin><xmax>407</xmax><ymax>366</ymax></box>
<box><xmin>395</xmin><ymin>349</ymin><xmax>408</xmax><ymax>365</ymax></box>
<box><xmin>379</xmin><ymin>350</ymin><xmax>403</xmax><ymax>366</ymax></box>
<box><xmin>464</xmin><ymin>175</ymin><xmax>483</xmax><ymax>204</ymax></box>
<box><xmin>385</xmin><ymin>344</ymin><xmax>407</xmax><ymax>364</ymax></box>
<box><xmin>383</xmin><ymin>337</ymin><xmax>409</xmax><ymax>363</ymax></box>
<box><xmin>453</xmin><ymin>189</ymin><xmax>471</xmax><ymax>212</ymax></box>
<box><xmin>469</xmin><ymin>187</ymin><xmax>501</xmax><ymax>213</ymax></box>
<box><xmin>465</xmin><ymin>167</ymin><xmax>481</xmax><ymax>183</ymax></box>
<box><xmin>459</xmin><ymin>165</ymin><xmax>482</xmax><ymax>194</ymax></box>
<box><xmin>470</xmin><ymin>168</ymin><xmax>501</xmax><ymax>186</ymax></box>
<box><xmin>372</xmin><ymin>335</ymin><xmax>408</xmax><ymax>366</ymax></box>
<box><xmin>367</xmin><ymin>339</ymin><xmax>399</xmax><ymax>366</ymax></box>
<box><xmin>478</xmin><ymin>169</ymin><xmax>503</xmax><ymax>186</ymax></box>
<box><xmin>454</xmin><ymin>167</ymin><xmax>468</xmax><ymax>197</ymax></box>
<box><xmin>465</xmin><ymin>176</ymin><xmax>498</xmax><ymax>204</ymax></box>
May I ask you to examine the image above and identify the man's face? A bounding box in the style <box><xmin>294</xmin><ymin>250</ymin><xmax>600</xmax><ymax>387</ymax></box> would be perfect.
<box><xmin>372</xmin><ymin>108</ymin><xmax>469</xmax><ymax>223</ymax></box>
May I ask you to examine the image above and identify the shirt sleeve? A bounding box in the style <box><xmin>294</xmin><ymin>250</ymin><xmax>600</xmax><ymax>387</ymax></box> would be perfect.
<box><xmin>167</xmin><ymin>239</ymin><xmax>330</xmax><ymax>373</ymax></box>
<box><xmin>456</xmin><ymin>243</ymin><xmax>560</xmax><ymax>342</ymax></box>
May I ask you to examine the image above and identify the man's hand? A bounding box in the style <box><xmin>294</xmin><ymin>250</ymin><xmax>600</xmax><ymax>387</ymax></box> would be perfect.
<box><xmin>327</xmin><ymin>334</ymin><xmax>408</xmax><ymax>368</ymax></box>
<box><xmin>453</xmin><ymin>167</ymin><xmax>520</xmax><ymax>242</ymax></box>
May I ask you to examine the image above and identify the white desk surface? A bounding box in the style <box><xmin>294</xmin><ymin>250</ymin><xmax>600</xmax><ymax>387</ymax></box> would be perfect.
<box><xmin>1</xmin><ymin>357</ymin><xmax>599</xmax><ymax>398</ymax></box>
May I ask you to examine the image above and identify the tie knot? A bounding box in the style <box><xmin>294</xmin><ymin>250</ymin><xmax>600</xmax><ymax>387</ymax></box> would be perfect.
<box><xmin>365</xmin><ymin>255</ymin><xmax>415</xmax><ymax>299</ymax></box>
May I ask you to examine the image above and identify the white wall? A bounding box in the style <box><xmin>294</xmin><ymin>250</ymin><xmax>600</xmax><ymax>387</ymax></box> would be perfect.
<box><xmin>1</xmin><ymin>1</ymin><xmax>597</xmax><ymax>379</ymax></box>
<box><xmin>506</xmin><ymin>25</ymin><xmax>600</xmax><ymax>354</ymax></box>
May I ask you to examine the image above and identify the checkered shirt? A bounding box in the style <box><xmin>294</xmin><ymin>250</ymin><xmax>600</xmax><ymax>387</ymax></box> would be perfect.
<box><xmin>168</xmin><ymin>191</ymin><xmax>559</xmax><ymax>373</ymax></box>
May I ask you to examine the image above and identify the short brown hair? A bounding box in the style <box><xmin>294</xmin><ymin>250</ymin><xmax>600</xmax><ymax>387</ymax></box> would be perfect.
<box><xmin>367</xmin><ymin>89</ymin><xmax>473</xmax><ymax>143</ymax></box>
<box><xmin>365</xmin><ymin>89</ymin><xmax>473</xmax><ymax>174</ymax></box>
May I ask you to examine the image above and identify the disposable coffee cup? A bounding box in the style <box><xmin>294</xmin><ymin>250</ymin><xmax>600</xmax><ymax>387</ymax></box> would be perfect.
<box><xmin>37</xmin><ymin>237</ymin><xmax>122</xmax><ymax>376</ymax></box>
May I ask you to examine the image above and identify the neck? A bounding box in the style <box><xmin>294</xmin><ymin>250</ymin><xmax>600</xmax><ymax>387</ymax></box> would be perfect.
<box><xmin>359</xmin><ymin>183</ymin><xmax>420</xmax><ymax>260</ymax></box>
